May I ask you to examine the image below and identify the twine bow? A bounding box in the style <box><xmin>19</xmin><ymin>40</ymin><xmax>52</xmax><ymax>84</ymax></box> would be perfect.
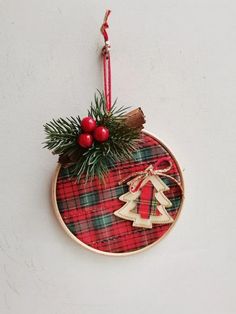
<box><xmin>119</xmin><ymin>157</ymin><xmax>173</xmax><ymax>192</ymax></box>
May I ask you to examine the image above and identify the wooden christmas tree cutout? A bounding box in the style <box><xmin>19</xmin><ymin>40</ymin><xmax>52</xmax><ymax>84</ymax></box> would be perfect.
<box><xmin>114</xmin><ymin>165</ymin><xmax>174</xmax><ymax>229</ymax></box>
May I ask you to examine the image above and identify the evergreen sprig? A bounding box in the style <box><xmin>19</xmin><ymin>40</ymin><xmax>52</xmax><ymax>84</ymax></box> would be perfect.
<box><xmin>44</xmin><ymin>92</ymin><xmax>141</xmax><ymax>182</ymax></box>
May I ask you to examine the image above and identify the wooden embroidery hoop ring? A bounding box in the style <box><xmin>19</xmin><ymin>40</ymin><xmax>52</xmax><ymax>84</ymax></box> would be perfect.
<box><xmin>51</xmin><ymin>130</ymin><xmax>185</xmax><ymax>256</ymax></box>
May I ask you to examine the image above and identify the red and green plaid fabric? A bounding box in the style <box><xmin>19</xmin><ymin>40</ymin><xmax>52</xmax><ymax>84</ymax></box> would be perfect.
<box><xmin>55</xmin><ymin>132</ymin><xmax>184</xmax><ymax>254</ymax></box>
<box><xmin>137</xmin><ymin>182</ymin><xmax>160</xmax><ymax>219</ymax></box>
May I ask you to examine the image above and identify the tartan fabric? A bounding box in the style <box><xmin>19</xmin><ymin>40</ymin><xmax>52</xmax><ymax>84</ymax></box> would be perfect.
<box><xmin>137</xmin><ymin>182</ymin><xmax>158</xmax><ymax>219</ymax></box>
<box><xmin>55</xmin><ymin>132</ymin><xmax>184</xmax><ymax>254</ymax></box>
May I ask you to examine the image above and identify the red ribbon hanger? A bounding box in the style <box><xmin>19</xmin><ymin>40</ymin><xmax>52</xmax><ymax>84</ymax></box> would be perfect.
<box><xmin>101</xmin><ymin>10</ymin><xmax>112</xmax><ymax>112</ymax></box>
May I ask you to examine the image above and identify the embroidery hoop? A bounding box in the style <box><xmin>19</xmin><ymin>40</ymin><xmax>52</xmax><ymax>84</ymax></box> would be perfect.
<box><xmin>51</xmin><ymin>130</ymin><xmax>185</xmax><ymax>256</ymax></box>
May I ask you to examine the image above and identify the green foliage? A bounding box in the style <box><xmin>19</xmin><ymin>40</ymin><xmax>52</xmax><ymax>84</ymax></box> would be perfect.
<box><xmin>43</xmin><ymin>92</ymin><xmax>140</xmax><ymax>182</ymax></box>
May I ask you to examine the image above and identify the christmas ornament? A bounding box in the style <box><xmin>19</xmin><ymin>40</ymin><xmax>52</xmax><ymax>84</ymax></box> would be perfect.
<box><xmin>46</xmin><ymin>11</ymin><xmax>184</xmax><ymax>255</ymax></box>
<box><xmin>114</xmin><ymin>159</ymin><xmax>180</xmax><ymax>228</ymax></box>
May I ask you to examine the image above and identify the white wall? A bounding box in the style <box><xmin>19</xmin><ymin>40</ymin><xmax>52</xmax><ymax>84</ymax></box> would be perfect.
<box><xmin>0</xmin><ymin>1</ymin><xmax>235</xmax><ymax>313</ymax></box>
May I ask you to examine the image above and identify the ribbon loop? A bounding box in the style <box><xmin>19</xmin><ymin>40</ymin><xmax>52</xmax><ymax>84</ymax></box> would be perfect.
<box><xmin>100</xmin><ymin>10</ymin><xmax>111</xmax><ymax>42</ymax></box>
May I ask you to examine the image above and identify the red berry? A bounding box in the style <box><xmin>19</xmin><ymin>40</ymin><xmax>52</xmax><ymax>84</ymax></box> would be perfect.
<box><xmin>94</xmin><ymin>126</ymin><xmax>109</xmax><ymax>142</ymax></box>
<box><xmin>81</xmin><ymin>116</ymin><xmax>96</xmax><ymax>133</ymax></box>
<box><xmin>77</xmin><ymin>133</ymin><xmax>94</xmax><ymax>148</ymax></box>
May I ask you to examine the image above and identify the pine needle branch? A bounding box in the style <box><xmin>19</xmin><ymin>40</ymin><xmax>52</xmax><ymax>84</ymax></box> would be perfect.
<box><xmin>43</xmin><ymin>92</ymin><xmax>141</xmax><ymax>181</ymax></box>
